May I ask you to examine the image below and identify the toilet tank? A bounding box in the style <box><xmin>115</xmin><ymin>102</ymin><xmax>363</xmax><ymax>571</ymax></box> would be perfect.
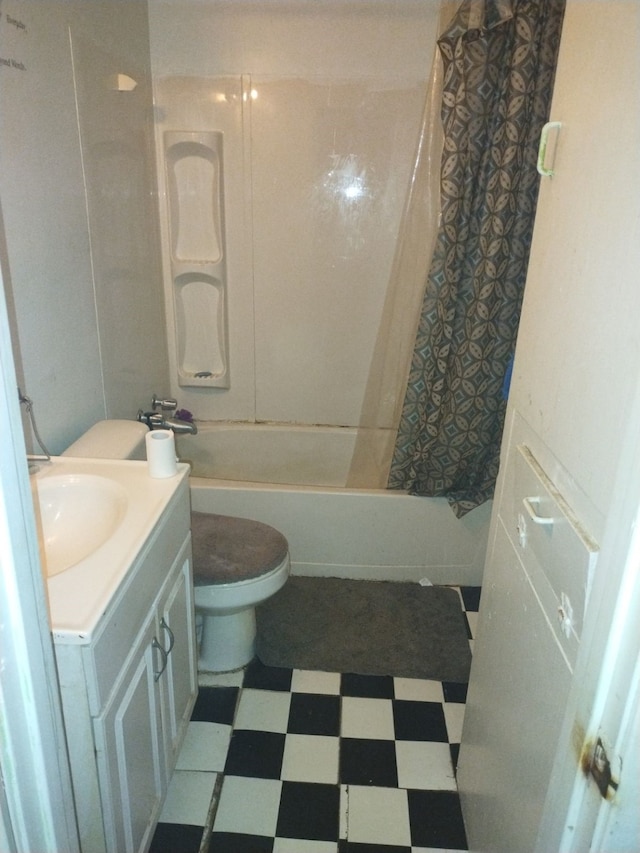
<box><xmin>62</xmin><ymin>419</ymin><xmax>149</xmax><ymax>460</ymax></box>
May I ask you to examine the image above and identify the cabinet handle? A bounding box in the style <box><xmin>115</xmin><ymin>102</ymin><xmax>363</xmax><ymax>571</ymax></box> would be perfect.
<box><xmin>523</xmin><ymin>496</ymin><xmax>554</xmax><ymax>526</ymax></box>
<box><xmin>152</xmin><ymin>637</ymin><xmax>168</xmax><ymax>681</ymax></box>
<box><xmin>160</xmin><ymin>617</ymin><xmax>175</xmax><ymax>654</ymax></box>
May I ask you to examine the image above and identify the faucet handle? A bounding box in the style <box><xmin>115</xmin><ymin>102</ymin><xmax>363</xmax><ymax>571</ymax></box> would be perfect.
<box><xmin>138</xmin><ymin>410</ymin><xmax>164</xmax><ymax>429</ymax></box>
<box><xmin>151</xmin><ymin>395</ymin><xmax>177</xmax><ymax>413</ymax></box>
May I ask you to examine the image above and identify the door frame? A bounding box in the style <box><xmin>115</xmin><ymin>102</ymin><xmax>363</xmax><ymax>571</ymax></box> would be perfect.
<box><xmin>0</xmin><ymin>260</ymin><xmax>80</xmax><ymax>850</ymax></box>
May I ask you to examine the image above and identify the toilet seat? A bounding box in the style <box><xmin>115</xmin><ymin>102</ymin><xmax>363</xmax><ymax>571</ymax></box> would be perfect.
<box><xmin>191</xmin><ymin>511</ymin><xmax>289</xmax><ymax>585</ymax></box>
<box><xmin>190</xmin><ymin>511</ymin><xmax>291</xmax><ymax>672</ymax></box>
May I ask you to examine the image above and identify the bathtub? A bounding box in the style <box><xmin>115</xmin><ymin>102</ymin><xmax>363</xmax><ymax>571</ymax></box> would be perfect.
<box><xmin>177</xmin><ymin>422</ymin><xmax>491</xmax><ymax>586</ymax></box>
<box><xmin>177</xmin><ymin>422</ymin><xmax>364</xmax><ymax>487</ymax></box>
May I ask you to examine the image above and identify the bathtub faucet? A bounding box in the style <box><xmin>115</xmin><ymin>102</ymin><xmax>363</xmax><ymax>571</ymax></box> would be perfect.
<box><xmin>162</xmin><ymin>418</ymin><xmax>198</xmax><ymax>435</ymax></box>
<box><xmin>163</xmin><ymin>415</ymin><xmax>198</xmax><ymax>435</ymax></box>
<box><xmin>138</xmin><ymin>394</ymin><xmax>197</xmax><ymax>435</ymax></box>
<box><xmin>137</xmin><ymin>410</ymin><xmax>198</xmax><ymax>435</ymax></box>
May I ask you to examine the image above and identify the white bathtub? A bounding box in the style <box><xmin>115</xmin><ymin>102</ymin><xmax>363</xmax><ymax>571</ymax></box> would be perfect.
<box><xmin>177</xmin><ymin>422</ymin><xmax>363</xmax><ymax>487</ymax></box>
<box><xmin>178</xmin><ymin>422</ymin><xmax>491</xmax><ymax>586</ymax></box>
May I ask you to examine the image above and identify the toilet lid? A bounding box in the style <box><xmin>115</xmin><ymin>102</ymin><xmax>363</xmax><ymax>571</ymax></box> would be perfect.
<box><xmin>191</xmin><ymin>512</ymin><xmax>289</xmax><ymax>585</ymax></box>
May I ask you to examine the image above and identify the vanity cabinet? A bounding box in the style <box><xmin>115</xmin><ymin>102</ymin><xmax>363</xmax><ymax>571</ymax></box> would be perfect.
<box><xmin>53</xmin><ymin>480</ymin><xmax>197</xmax><ymax>853</ymax></box>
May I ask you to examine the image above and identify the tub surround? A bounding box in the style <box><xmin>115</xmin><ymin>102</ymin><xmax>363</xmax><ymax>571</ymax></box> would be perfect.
<box><xmin>150</xmin><ymin>5</ymin><xmax>440</xmax><ymax>428</ymax></box>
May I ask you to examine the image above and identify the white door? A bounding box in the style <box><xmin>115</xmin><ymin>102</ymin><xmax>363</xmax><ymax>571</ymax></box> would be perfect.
<box><xmin>0</xmin><ymin>255</ymin><xmax>80</xmax><ymax>849</ymax></box>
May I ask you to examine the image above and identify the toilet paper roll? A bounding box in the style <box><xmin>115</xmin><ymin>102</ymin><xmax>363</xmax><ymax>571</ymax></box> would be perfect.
<box><xmin>145</xmin><ymin>429</ymin><xmax>178</xmax><ymax>478</ymax></box>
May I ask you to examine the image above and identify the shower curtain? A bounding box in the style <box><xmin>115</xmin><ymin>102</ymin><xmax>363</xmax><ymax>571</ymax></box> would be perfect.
<box><xmin>388</xmin><ymin>0</ymin><xmax>565</xmax><ymax>516</ymax></box>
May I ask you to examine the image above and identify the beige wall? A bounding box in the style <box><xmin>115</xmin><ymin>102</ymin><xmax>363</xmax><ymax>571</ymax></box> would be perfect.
<box><xmin>509</xmin><ymin>1</ymin><xmax>640</xmax><ymax>542</ymax></box>
<box><xmin>0</xmin><ymin>0</ymin><xmax>169</xmax><ymax>454</ymax></box>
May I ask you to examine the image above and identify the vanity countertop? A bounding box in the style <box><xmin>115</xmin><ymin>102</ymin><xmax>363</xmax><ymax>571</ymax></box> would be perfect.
<box><xmin>33</xmin><ymin>456</ymin><xmax>190</xmax><ymax>643</ymax></box>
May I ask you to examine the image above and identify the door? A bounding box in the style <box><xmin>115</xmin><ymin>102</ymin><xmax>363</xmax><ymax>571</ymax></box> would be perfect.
<box><xmin>0</xmin><ymin>225</ymin><xmax>80</xmax><ymax>851</ymax></box>
<box><xmin>457</xmin><ymin>427</ymin><xmax>595</xmax><ymax>852</ymax></box>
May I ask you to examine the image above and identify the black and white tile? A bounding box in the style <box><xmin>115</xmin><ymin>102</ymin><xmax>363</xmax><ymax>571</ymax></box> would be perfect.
<box><xmin>149</xmin><ymin>585</ymin><xmax>480</xmax><ymax>853</ymax></box>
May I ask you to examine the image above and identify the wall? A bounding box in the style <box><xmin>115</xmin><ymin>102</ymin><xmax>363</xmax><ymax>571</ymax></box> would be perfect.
<box><xmin>507</xmin><ymin>2</ymin><xmax>640</xmax><ymax>546</ymax></box>
<box><xmin>149</xmin><ymin>1</ymin><xmax>441</xmax><ymax>425</ymax></box>
<box><xmin>0</xmin><ymin>0</ymin><xmax>169</xmax><ymax>455</ymax></box>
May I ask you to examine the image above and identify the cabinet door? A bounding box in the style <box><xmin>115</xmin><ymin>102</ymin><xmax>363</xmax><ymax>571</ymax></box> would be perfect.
<box><xmin>458</xmin><ymin>519</ymin><xmax>573</xmax><ymax>852</ymax></box>
<box><xmin>93</xmin><ymin>612</ymin><xmax>166</xmax><ymax>853</ymax></box>
<box><xmin>157</xmin><ymin>536</ymin><xmax>197</xmax><ymax>773</ymax></box>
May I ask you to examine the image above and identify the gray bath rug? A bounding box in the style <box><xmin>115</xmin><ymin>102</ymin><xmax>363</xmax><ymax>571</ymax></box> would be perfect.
<box><xmin>256</xmin><ymin>577</ymin><xmax>471</xmax><ymax>683</ymax></box>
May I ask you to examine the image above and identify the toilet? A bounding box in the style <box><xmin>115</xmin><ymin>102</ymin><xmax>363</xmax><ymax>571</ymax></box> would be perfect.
<box><xmin>63</xmin><ymin>419</ymin><xmax>291</xmax><ymax>672</ymax></box>
<box><xmin>190</xmin><ymin>511</ymin><xmax>289</xmax><ymax>672</ymax></box>
<box><xmin>62</xmin><ymin>418</ymin><xmax>150</xmax><ymax>460</ymax></box>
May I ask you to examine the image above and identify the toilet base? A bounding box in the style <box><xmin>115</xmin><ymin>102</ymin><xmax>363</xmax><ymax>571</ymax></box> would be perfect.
<box><xmin>197</xmin><ymin>607</ymin><xmax>257</xmax><ymax>672</ymax></box>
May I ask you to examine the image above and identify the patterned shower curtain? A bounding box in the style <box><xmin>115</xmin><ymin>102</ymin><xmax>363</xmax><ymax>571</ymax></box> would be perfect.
<box><xmin>388</xmin><ymin>0</ymin><xmax>565</xmax><ymax>516</ymax></box>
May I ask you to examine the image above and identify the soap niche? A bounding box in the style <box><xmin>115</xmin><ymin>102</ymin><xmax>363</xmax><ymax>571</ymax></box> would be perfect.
<box><xmin>164</xmin><ymin>130</ymin><xmax>229</xmax><ymax>388</ymax></box>
<box><xmin>175</xmin><ymin>272</ymin><xmax>228</xmax><ymax>387</ymax></box>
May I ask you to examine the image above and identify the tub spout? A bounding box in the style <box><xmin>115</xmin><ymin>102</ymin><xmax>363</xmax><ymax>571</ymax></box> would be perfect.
<box><xmin>163</xmin><ymin>417</ymin><xmax>198</xmax><ymax>436</ymax></box>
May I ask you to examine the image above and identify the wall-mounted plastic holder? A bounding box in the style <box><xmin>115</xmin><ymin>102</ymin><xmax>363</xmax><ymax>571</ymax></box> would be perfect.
<box><xmin>175</xmin><ymin>272</ymin><xmax>227</xmax><ymax>387</ymax></box>
<box><xmin>537</xmin><ymin>121</ymin><xmax>561</xmax><ymax>177</ymax></box>
<box><xmin>164</xmin><ymin>130</ymin><xmax>229</xmax><ymax>388</ymax></box>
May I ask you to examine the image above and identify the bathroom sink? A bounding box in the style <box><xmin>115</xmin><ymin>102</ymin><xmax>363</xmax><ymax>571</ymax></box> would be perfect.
<box><xmin>31</xmin><ymin>456</ymin><xmax>189</xmax><ymax>641</ymax></box>
<box><xmin>32</xmin><ymin>474</ymin><xmax>128</xmax><ymax>576</ymax></box>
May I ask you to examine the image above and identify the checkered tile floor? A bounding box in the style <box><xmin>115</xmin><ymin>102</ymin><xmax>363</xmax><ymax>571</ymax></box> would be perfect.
<box><xmin>149</xmin><ymin>585</ymin><xmax>480</xmax><ymax>853</ymax></box>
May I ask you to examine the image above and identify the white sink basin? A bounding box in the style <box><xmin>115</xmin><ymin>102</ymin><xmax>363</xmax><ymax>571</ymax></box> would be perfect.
<box><xmin>30</xmin><ymin>457</ymin><xmax>189</xmax><ymax>641</ymax></box>
<box><xmin>33</xmin><ymin>474</ymin><xmax>128</xmax><ymax>576</ymax></box>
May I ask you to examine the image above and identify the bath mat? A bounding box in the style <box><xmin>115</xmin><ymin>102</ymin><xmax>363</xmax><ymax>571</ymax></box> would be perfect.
<box><xmin>256</xmin><ymin>577</ymin><xmax>471</xmax><ymax>683</ymax></box>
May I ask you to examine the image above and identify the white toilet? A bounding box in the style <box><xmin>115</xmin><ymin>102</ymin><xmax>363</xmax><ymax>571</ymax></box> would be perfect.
<box><xmin>63</xmin><ymin>419</ymin><xmax>291</xmax><ymax>672</ymax></box>
<box><xmin>62</xmin><ymin>418</ymin><xmax>150</xmax><ymax>460</ymax></box>
<box><xmin>190</xmin><ymin>511</ymin><xmax>290</xmax><ymax>672</ymax></box>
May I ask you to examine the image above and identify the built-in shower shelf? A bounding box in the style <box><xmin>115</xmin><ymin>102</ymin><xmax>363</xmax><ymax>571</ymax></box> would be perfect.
<box><xmin>164</xmin><ymin>130</ymin><xmax>229</xmax><ymax>388</ymax></box>
<box><xmin>174</xmin><ymin>270</ymin><xmax>228</xmax><ymax>388</ymax></box>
